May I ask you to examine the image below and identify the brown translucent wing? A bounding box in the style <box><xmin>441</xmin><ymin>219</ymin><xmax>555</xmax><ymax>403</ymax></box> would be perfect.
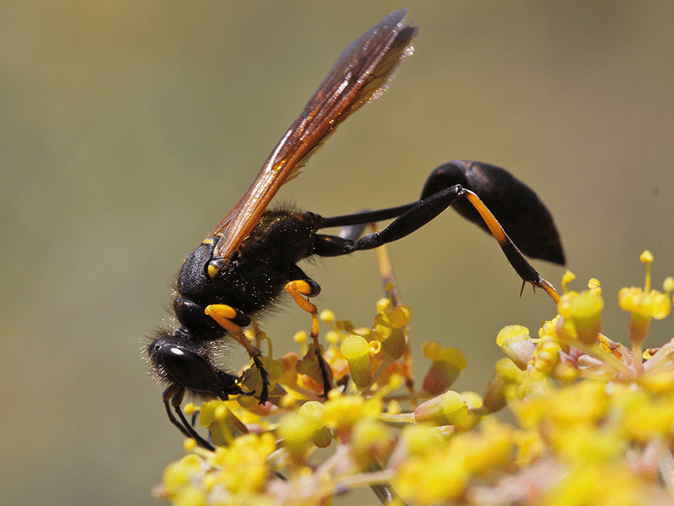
<box><xmin>210</xmin><ymin>9</ymin><xmax>419</xmax><ymax>264</ymax></box>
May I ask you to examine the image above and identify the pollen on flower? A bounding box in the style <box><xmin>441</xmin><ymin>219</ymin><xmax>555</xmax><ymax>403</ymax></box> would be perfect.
<box><xmin>154</xmin><ymin>253</ymin><xmax>674</xmax><ymax>506</ymax></box>
<box><xmin>561</xmin><ymin>270</ymin><xmax>576</xmax><ymax>292</ymax></box>
<box><xmin>588</xmin><ymin>277</ymin><xmax>601</xmax><ymax>292</ymax></box>
<box><xmin>324</xmin><ymin>330</ymin><xmax>341</xmax><ymax>345</ymax></box>
<box><xmin>530</xmin><ymin>336</ymin><xmax>561</xmax><ymax>376</ymax></box>
<box><xmin>559</xmin><ymin>290</ymin><xmax>604</xmax><ymax>345</ymax></box>
<box><xmin>322</xmin><ymin>393</ymin><xmax>372</xmax><ymax>433</ymax></box>
<box><xmin>544</xmin><ymin>464</ymin><xmax>644</xmax><ymax>506</ymax></box>
<box><xmin>293</xmin><ymin>330</ymin><xmax>307</xmax><ymax>346</ymax></box>
<box><xmin>394</xmin><ymin>453</ymin><xmax>468</xmax><ymax>505</ymax></box>
<box><xmin>164</xmin><ymin>454</ymin><xmax>202</xmax><ymax>486</ymax></box>
<box><xmin>320</xmin><ymin>309</ymin><xmax>335</xmax><ymax>323</ymax></box>
<box><xmin>619</xmin><ymin>395</ymin><xmax>674</xmax><ymax>443</ymax></box>
<box><xmin>183</xmin><ymin>438</ymin><xmax>197</xmax><ymax>453</ymax></box>
<box><xmin>663</xmin><ymin>276</ymin><xmax>674</xmax><ymax>293</ymax></box>
<box><xmin>640</xmin><ymin>250</ymin><xmax>654</xmax><ymax>264</ymax></box>
<box><xmin>616</xmin><ymin>252</ymin><xmax>673</xmax><ymax>357</ymax></box>
<box><xmin>376</xmin><ymin>297</ymin><xmax>391</xmax><ymax>313</ymax></box>
<box><xmin>619</xmin><ymin>287</ymin><xmax>671</xmax><ymax>321</ymax></box>
<box><xmin>456</xmin><ymin>419</ymin><xmax>514</xmax><ymax>475</ymax></box>
<box><xmin>551</xmin><ymin>424</ymin><xmax>625</xmax><ymax>464</ymax></box>
<box><xmin>538</xmin><ymin>316</ymin><xmax>560</xmax><ymax>340</ymax></box>
<box><xmin>548</xmin><ymin>381</ymin><xmax>609</xmax><ymax>428</ymax></box>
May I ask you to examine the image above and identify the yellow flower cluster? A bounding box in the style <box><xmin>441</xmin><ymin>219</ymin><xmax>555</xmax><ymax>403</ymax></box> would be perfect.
<box><xmin>158</xmin><ymin>432</ymin><xmax>276</xmax><ymax>506</ymax></box>
<box><xmin>154</xmin><ymin>252</ymin><xmax>674</xmax><ymax>506</ymax></box>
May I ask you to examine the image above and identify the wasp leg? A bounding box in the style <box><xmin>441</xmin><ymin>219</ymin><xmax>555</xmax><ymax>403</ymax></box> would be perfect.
<box><xmin>284</xmin><ymin>270</ymin><xmax>332</xmax><ymax>397</ymax></box>
<box><xmin>316</xmin><ymin>185</ymin><xmax>559</xmax><ymax>301</ymax></box>
<box><xmin>204</xmin><ymin>304</ymin><xmax>271</xmax><ymax>404</ymax></box>
<box><xmin>162</xmin><ymin>385</ymin><xmax>215</xmax><ymax>450</ymax></box>
<box><xmin>320</xmin><ymin>161</ymin><xmax>565</xmax><ymax>267</ymax></box>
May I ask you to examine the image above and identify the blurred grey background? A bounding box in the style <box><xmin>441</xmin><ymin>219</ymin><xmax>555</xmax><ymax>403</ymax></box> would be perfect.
<box><xmin>1</xmin><ymin>1</ymin><xmax>673</xmax><ymax>504</ymax></box>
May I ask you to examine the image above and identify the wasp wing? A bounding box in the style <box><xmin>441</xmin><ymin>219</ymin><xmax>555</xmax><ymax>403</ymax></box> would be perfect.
<box><xmin>210</xmin><ymin>9</ymin><xmax>418</xmax><ymax>264</ymax></box>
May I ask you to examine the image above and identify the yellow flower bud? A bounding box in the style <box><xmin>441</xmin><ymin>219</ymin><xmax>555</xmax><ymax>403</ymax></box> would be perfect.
<box><xmin>341</xmin><ymin>334</ymin><xmax>373</xmax><ymax>389</ymax></box>
<box><xmin>496</xmin><ymin>326</ymin><xmax>535</xmax><ymax>369</ymax></box>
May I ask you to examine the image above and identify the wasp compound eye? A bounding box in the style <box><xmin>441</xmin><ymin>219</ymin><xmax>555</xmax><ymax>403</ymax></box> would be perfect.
<box><xmin>151</xmin><ymin>340</ymin><xmax>216</xmax><ymax>392</ymax></box>
<box><xmin>150</xmin><ymin>336</ymin><xmax>243</xmax><ymax>399</ymax></box>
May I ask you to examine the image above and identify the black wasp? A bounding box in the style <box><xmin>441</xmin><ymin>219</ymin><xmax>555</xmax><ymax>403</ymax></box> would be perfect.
<box><xmin>147</xmin><ymin>9</ymin><xmax>564</xmax><ymax>448</ymax></box>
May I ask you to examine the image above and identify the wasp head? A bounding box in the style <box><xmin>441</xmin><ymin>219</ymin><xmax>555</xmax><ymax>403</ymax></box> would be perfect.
<box><xmin>147</xmin><ymin>329</ymin><xmax>243</xmax><ymax>400</ymax></box>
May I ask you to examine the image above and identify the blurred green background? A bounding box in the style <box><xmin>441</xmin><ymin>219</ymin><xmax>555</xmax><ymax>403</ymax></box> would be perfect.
<box><xmin>1</xmin><ymin>1</ymin><xmax>673</xmax><ymax>504</ymax></box>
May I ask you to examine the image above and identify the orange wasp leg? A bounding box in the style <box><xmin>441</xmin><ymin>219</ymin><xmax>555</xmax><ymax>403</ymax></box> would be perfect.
<box><xmin>204</xmin><ymin>304</ymin><xmax>271</xmax><ymax>403</ymax></box>
<box><xmin>462</xmin><ymin>190</ymin><xmax>560</xmax><ymax>302</ymax></box>
<box><xmin>325</xmin><ymin>183</ymin><xmax>561</xmax><ymax>304</ymax></box>
<box><xmin>285</xmin><ymin>280</ymin><xmax>333</xmax><ymax>397</ymax></box>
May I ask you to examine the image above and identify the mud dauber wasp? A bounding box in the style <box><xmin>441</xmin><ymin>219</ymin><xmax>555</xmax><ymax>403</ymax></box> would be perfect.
<box><xmin>147</xmin><ymin>9</ymin><xmax>564</xmax><ymax>448</ymax></box>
